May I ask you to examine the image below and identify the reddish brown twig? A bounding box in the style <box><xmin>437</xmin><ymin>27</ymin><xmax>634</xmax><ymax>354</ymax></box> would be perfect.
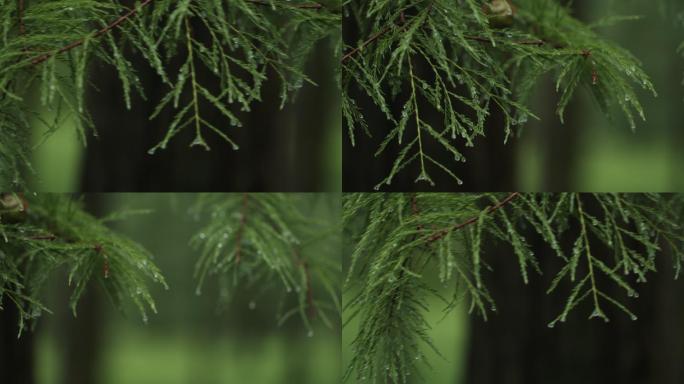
<box><xmin>234</xmin><ymin>193</ymin><xmax>249</xmax><ymax>265</ymax></box>
<box><xmin>28</xmin><ymin>234</ymin><xmax>57</xmax><ymax>241</ymax></box>
<box><xmin>410</xmin><ymin>193</ymin><xmax>424</xmax><ymax>231</ymax></box>
<box><xmin>292</xmin><ymin>248</ymin><xmax>317</xmax><ymax>319</ymax></box>
<box><xmin>93</xmin><ymin>243</ymin><xmax>110</xmax><ymax>279</ymax></box>
<box><xmin>580</xmin><ymin>49</ymin><xmax>599</xmax><ymax>85</ymax></box>
<box><xmin>17</xmin><ymin>0</ymin><xmax>25</xmax><ymax>35</ymax></box>
<box><xmin>342</xmin><ymin>24</ymin><xmax>395</xmax><ymax>63</ymax></box>
<box><xmin>29</xmin><ymin>0</ymin><xmax>155</xmax><ymax>66</ymax></box>
<box><xmin>27</xmin><ymin>232</ymin><xmax>111</xmax><ymax>277</ymax></box>
<box><xmin>427</xmin><ymin>192</ymin><xmax>520</xmax><ymax>243</ymax></box>
<box><xmin>341</xmin><ymin>16</ymin><xmax>546</xmax><ymax>64</ymax></box>
<box><xmin>410</xmin><ymin>193</ymin><xmax>419</xmax><ymax>215</ymax></box>
<box><xmin>303</xmin><ymin>260</ymin><xmax>316</xmax><ymax>319</ymax></box>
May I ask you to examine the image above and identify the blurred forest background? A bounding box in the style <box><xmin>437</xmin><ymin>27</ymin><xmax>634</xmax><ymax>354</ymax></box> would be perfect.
<box><xmin>342</xmin><ymin>193</ymin><xmax>684</xmax><ymax>384</ymax></box>
<box><xmin>27</xmin><ymin>18</ymin><xmax>341</xmax><ymax>192</ymax></box>
<box><xmin>343</xmin><ymin>0</ymin><xmax>684</xmax><ymax>192</ymax></box>
<box><xmin>1</xmin><ymin>194</ymin><xmax>340</xmax><ymax>384</ymax></box>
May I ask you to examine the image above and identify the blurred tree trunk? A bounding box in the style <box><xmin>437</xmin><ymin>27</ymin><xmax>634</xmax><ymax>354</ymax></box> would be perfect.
<box><xmin>79</xmin><ymin>8</ymin><xmax>335</xmax><ymax>191</ymax></box>
<box><xmin>464</xmin><ymin>199</ymin><xmax>684</xmax><ymax>384</ymax></box>
<box><xmin>58</xmin><ymin>288</ymin><xmax>104</xmax><ymax>384</ymax></box>
<box><xmin>0</xmin><ymin>304</ymin><xmax>35</xmax><ymax>384</ymax></box>
<box><xmin>58</xmin><ymin>196</ymin><xmax>106</xmax><ymax>384</ymax></box>
<box><xmin>537</xmin><ymin>3</ymin><xmax>587</xmax><ymax>191</ymax></box>
<box><xmin>539</xmin><ymin>96</ymin><xmax>581</xmax><ymax>191</ymax></box>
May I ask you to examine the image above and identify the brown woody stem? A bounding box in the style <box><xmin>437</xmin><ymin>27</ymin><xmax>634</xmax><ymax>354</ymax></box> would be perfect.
<box><xmin>30</xmin><ymin>0</ymin><xmax>155</xmax><ymax>65</ymax></box>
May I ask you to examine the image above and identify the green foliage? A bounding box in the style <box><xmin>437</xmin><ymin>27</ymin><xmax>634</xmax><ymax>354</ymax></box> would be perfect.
<box><xmin>343</xmin><ymin>193</ymin><xmax>684</xmax><ymax>383</ymax></box>
<box><xmin>0</xmin><ymin>0</ymin><xmax>341</xmax><ymax>187</ymax></box>
<box><xmin>0</xmin><ymin>193</ymin><xmax>166</xmax><ymax>336</ymax></box>
<box><xmin>191</xmin><ymin>193</ymin><xmax>341</xmax><ymax>334</ymax></box>
<box><xmin>343</xmin><ymin>0</ymin><xmax>657</xmax><ymax>189</ymax></box>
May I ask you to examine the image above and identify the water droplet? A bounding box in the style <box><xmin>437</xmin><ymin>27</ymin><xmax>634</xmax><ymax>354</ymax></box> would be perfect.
<box><xmin>249</xmin><ymin>301</ymin><xmax>256</xmax><ymax>310</ymax></box>
<box><xmin>307</xmin><ymin>330</ymin><xmax>314</xmax><ymax>338</ymax></box>
<box><xmin>589</xmin><ymin>308</ymin><xmax>602</xmax><ymax>319</ymax></box>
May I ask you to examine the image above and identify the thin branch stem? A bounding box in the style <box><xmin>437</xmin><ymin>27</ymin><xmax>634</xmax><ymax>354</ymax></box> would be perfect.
<box><xmin>29</xmin><ymin>0</ymin><xmax>155</xmax><ymax>65</ymax></box>
<box><xmin>234</xmin><ymin>193</ymin><xmax>249</xmax><ymax>265</ymax></box>
<box><xmin>17</xmin><ymin>0</ymin><xmax>25</xmax><ymax>35</ymax></box>
<box><xmin>408</xmin><ymin>57</ymin><xmax>427</xmax><ymax>179</ymax></box>
<box><xmin>184</xmin><ymin>17</ymin><xmax>205</xmax><ymax>149</ymax></box>
<box><xmin>342</xmin><ymin>24</ymin><xmax>394</xmax><ymax>63</ymax></box>
<box><xmin>575</xmin><ymin>193</ymin><xmax>603</xmax><ymax>317</ymax></box>
<box><xmin>246</xmin><ymin>0</ymin><xmax>324</xmax><ymax>10</ymax></box>
<box><xmin>341</xmin><ymin>16</ymin><xmax>546</xmax><ymax>64</ymax></box>
<box><xmin>427</xmin><ymin>192</ymin><xmax>520</xmax><ymax>243</ymax></box>
<box><xmin>303</xmin><ymin>260</ymin><xmax>315</xmax><ymax>319</ymax></box>
<box><xmin>292</xmin><ymin>248</ymin><xmax>317</xmax><ymax>319</ymax></box>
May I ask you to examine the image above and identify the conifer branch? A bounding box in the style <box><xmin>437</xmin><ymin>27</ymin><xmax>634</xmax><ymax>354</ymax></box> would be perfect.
<box><xmin>342</xmin><ymin>28</ymin><xmax>546</xmax><ymax>63</ymax></box>
<box><xmin>293</xmin><ymin>248</ymin><xmax>317</xmax><ymax>319</ymax></box>
<box><xmin>341</xmin><ymin>24</ymin><xmax>394</xmax><ymax>63</ymax></box>
<box><xmin>29</xmin><ymin>0</ymin><xmax>155</xmax><ymax>66</ymax></box>
<box><xmin>191</xmin><ymin>194</ymin><xmax>339</xmax><ymax>330</ymax></box>
<box><xmin>427</xmin><ymin>192</ymin><xmax>520</xmax><ymax>243</ymax></box>
<box><xmin>344</xmin><ymin>1</ymin><xmax>656</xmax><ymax>188</ymax></box>
<box><xmin>575</xmin><ymin>193</ymin><xmax>605</xmax><ymax>321</ymax></box>
<box><xmin>0</xmin><ymin>195</ymin><xmax>167</xmax><ymax>333</ymax></box>
<box><xmin>2</xmin><ymin>0</ymin><xmax>340</xmax><ymax>186</ymax></box>
<box><xmin>344</xmin><ymin>193</ymin><xmax>684</xmax><ymax>382</ymax></box>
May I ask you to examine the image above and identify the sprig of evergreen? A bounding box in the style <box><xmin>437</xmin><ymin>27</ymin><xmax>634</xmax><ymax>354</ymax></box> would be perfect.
<box><xmin>343</xmin><ymin>0</ymin><xmax>656</xmax><ymax>189</ymax></box>
<box><xmin>0</xmin><ymin>0</ymin><xmax>341</xmax><ymax>187</ymax></box>
<box><xmin>191</xmin><ymin>193</ymin><xmax>341</xmax><ymax>334</ymax></box>
<box><xmin>0</xmin><ymin>193</ymin><xmax>167</xmax><ymax>336</ymax></box>
<box><xmin>343</xmin><ymin>193</ymin><xmax>684</xmax><ymax>383</ymax></box>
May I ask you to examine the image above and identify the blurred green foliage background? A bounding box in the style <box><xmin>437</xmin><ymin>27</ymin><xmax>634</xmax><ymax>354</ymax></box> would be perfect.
<box><xmin>32</xmin><ymin>194</ymin><xmax>340</xmax><ymax>384</ymax></box>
